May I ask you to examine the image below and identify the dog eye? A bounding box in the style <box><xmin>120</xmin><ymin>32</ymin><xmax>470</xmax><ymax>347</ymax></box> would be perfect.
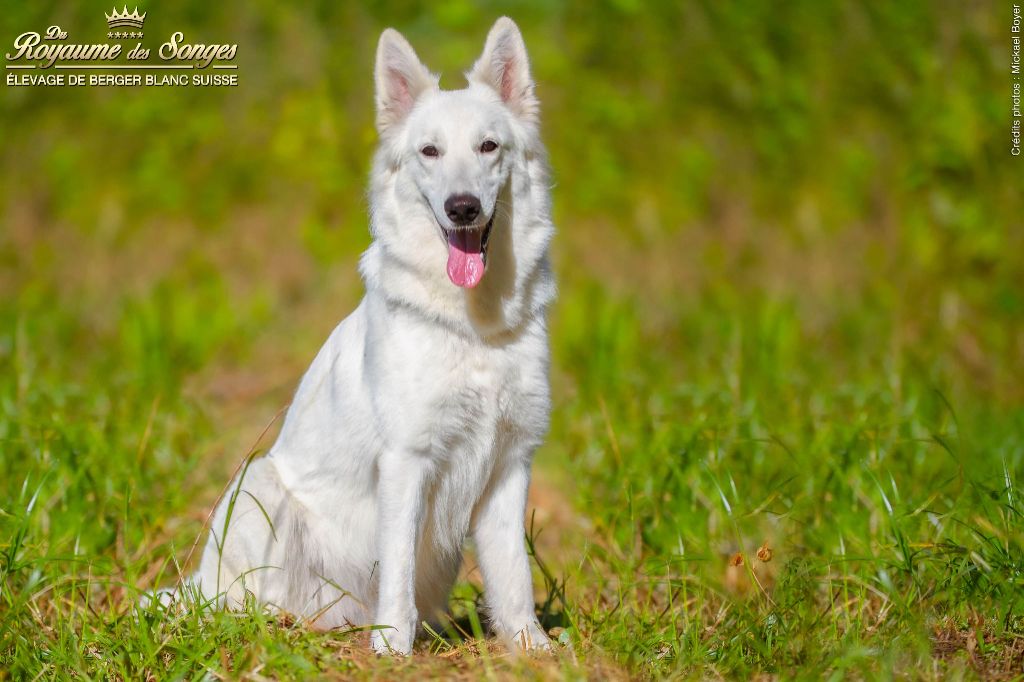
<box><xmin>420</xmin><ymin>145</ymin><xmax>439</xmax><ymax>157</ymax></box>
<box><xmin>480</xmin><ymin>140</ymin><xmax>499</xmax><ymax>153</ymax></box>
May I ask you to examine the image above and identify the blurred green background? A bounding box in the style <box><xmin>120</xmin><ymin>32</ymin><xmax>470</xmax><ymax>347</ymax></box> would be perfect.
<box><xmin>1</xmin><ymin>1</ymin><xmax>1022</xmax><ymax>678</ymax></box>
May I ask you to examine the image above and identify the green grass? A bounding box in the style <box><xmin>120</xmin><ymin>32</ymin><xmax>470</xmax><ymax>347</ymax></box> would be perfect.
<box><xmin>549</xmin><ymin>286</ymin><xmax>1024</xmax><ymax>678</ymax></box>
<box><xmin>1</xmin><ymin>1</ymin><xmax>1022</xmax><ymax>679</ymax></box>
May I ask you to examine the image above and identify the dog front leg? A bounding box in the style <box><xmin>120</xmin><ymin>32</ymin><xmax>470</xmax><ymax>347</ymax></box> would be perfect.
<box><xmin>370</xmin><ymin>450</ymin><xmax>428</xmax><ymax>655</ymax></box>
<box><xmin>472</xmin><ymin>458</ymin><xmax>551</xmax><ymax>651</ymax></box>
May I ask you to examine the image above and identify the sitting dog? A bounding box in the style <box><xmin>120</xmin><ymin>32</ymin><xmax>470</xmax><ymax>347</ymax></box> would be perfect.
<box><xmin>156</xmin><ymin>17</ymin><xmax>556</xmax><ymax>655</ymax></box>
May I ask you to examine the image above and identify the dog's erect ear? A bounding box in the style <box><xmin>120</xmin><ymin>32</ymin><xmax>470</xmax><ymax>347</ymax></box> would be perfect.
<box><xmin>375</xmin><ymin>29</ymin><xmax>437</xmax><ymax>135</ymax></box>
<box><xmin>468</xmin><ymin>17</ymin><xmax>537</xmax><ymax>122</ymax></box>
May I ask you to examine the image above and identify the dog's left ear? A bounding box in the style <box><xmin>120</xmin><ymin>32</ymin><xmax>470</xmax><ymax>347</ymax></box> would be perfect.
<box><xmin>468</xmin><ymin>17</ymin><xmax>537</xmax><ymax>122</ymax></box>
<box><xmin>375</xmin><ymin>28</ymin><xmax>438</xmax><ymax>135</ymax></box>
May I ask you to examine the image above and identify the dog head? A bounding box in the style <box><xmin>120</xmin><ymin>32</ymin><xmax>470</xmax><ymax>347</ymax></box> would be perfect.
<box><xmin>363</xmin><ymin>17</ymin><xmax>554</xmax><ymax>336</ymax></box>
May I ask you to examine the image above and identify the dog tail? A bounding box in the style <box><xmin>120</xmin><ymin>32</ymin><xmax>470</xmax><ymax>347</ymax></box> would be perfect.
<box><xmin>137</xmin><ymin>574</ymin><xmax>218</xmax><ymax>614</ymax></box>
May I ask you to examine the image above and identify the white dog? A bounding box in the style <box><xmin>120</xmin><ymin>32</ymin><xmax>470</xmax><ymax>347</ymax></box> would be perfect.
<box><xmin>158</xmin><ymin>17</ymin><xmax>556</xmax><ymax>655</ymax></box>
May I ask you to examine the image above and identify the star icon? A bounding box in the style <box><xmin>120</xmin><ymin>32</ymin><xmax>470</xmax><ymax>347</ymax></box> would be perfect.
<box><xmin>114</xmin><ymin>31</ymin><xmax>121</xmax><ymax>38</ymax></box>
<box><xmin>107</xmin><ymin>31</ymin><xmax>113</xmax><ymax>38</ymax></box>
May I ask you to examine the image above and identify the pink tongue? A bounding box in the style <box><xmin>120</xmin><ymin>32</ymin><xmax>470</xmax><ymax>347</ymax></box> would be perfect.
<box><xmin>446</xmin><ymin>229</ymin><xmax>485</xmax><ymax>288</ymax></box>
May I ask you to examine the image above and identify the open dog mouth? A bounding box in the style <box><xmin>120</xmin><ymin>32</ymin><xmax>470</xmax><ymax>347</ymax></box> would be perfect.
<box><xmin>444</xmin><ymin>215</ymin><xmax>493</xmax><ymax>289</ymax></box>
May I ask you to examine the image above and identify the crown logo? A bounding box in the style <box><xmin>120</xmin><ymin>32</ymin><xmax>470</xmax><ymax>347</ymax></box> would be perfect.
<box><xmin>105</xmin><ymin>6</ymin><xmax>146</xmax><ymax>30</ymax></box>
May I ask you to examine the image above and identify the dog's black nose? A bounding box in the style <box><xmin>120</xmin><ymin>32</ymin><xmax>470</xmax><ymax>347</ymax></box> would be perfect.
<box><xmin>444</xmin><ymin>194</ymin><xmax>482</xmax><ymax>226</ymax></box>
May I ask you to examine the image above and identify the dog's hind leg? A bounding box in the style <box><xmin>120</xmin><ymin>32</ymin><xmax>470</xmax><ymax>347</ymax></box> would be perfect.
<box><xmin>186</xmin><ymin>456</ymin><xmax>296</xmax><ymax>609</ymax></box>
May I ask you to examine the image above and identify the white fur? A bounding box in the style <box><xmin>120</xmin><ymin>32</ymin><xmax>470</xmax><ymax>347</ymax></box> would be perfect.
<box><xmin>158</xmin><ymin>18</ymin><xmax>556</xmax><ymax>656</ymax></box>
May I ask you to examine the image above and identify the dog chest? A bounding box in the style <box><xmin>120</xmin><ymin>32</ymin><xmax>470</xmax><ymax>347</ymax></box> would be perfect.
<box><xmin>425</xmin><ymin>345</ymin><xmax>523</xmax><ymax>453</ymax></box>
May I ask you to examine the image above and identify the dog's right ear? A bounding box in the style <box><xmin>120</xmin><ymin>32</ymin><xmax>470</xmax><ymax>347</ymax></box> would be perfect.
<box><xmin>375</xmin><ymin>29</ymin><xmax>437</xmax><ymax>135</ymax></box>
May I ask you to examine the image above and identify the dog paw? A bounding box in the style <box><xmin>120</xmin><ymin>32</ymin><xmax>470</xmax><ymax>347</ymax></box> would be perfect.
<box><xmin>370</xmin><ymin>621</ymin><xmax>415</xmax><ymax>656</ymax></box>
<box><xmin>507</xmin><ymin>620</ymin><xmax>552</xmax><ymax>652</ymax></box>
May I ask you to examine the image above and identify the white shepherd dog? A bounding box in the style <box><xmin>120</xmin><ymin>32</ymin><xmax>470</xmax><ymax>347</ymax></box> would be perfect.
<box><xmin>155</xmin><ymin>17</ymin><xmax>556</xmax><ymax>655</ymax></box>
